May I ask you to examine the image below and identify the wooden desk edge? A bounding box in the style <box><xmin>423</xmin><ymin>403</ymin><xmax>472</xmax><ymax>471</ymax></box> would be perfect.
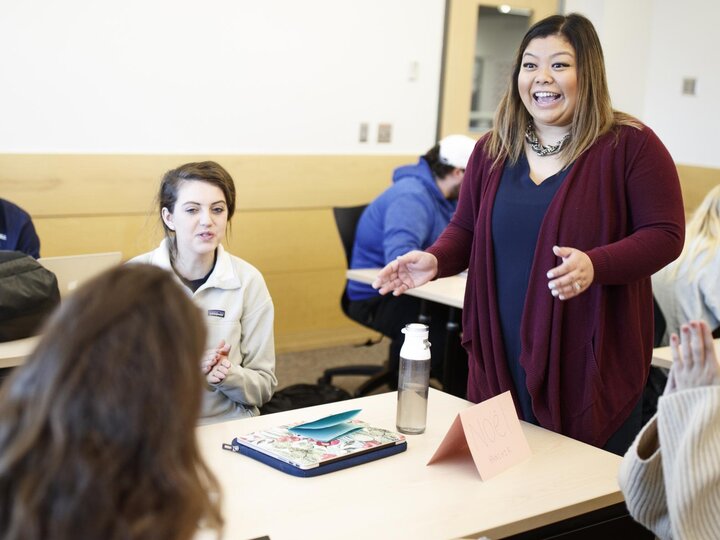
<box><xmin>0</xmin><ymin>336</ymin><xmax>39</xmax><ymax>368</ymax></box>
<box><xmin>650</xmin><ymin>354</ymin><xmax>672</xmax><ymax>370</ymax></box>
<box><xmin>461</xmin><ymin>491</ymin><xmax>626</xmax><ymax>539</ymax></box>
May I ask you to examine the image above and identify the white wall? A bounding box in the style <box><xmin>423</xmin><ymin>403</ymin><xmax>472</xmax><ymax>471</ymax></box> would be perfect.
<box><xmin>0</xmin><ymin>0</ymin><xmax>445</xmax><ymax>154</ymax></box>
<box><xmin>565</xmin><ymin>0</ymin><xmax>718</xmax><ymax>168</ymax></box>
<box><xmin>642</xmin><ymin>0</ymin><xmax>718</xmax><ymax>168</ymax></box>
<box><xmin>564</xmin><ymin>0</ymin><xmax>652</xmax><ymax>119</ymax></box>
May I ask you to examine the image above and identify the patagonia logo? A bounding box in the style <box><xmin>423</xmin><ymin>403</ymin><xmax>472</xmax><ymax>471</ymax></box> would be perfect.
<box><xmin>208</xmin><ymin>309</ymin><xmax>225</xmax><ymax>318</ymax></box>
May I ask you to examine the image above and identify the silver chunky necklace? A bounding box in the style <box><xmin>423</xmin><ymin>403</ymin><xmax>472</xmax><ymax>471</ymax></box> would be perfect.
<box><xmin>524</xmin><ymin>122</ymin><xmax>571</xmax><ymax>157</ymax></box>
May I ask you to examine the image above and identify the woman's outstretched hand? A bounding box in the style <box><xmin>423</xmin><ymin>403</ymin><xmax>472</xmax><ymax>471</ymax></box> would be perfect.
<box><xmin>372</xmin><ymin>250</ymin><xmax>438</xmax><ymax>296</ymax></box>
<box><xmin>665</xmin><ymin>320</ymin><xmax>720</xmax><ymax>395</ymax></box>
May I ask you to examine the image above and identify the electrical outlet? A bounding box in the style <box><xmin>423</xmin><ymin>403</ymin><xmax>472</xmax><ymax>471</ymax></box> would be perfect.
<box><xmin>682</xmin><ymin>78</ymin><xmax>696</xmax><ymax>96</ymax></box>
<box><xmin>378</xmin><ymin>123</ymin><xmax>392</xmax><ymax>143</ymax></box>
<box><xmin>359</xmin><ymin>123</ymin><xmax>368</xmax><ymax>143</ymax></box>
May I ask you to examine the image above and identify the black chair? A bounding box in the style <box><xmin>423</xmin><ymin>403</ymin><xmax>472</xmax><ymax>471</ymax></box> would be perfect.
<box><xmin>642</xmin><ymin>297</ymin><xmax>669</xmax><ymax>425</ymax></box>
<box><xmin>318</xmin><ymin>205</ymin><xmax>394</xmax><ymax>396</ymax></box>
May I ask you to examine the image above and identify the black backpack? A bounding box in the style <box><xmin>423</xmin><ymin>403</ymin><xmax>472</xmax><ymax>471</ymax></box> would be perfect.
<box><xmin>0</xmin><ymin>251</ymin><xmax>60</xmax><ymax>342</ymax></box>
<box><xmin>260</xmin><ymin>383</ymin><xmax>352</xmax><ymax>414</ymax></box>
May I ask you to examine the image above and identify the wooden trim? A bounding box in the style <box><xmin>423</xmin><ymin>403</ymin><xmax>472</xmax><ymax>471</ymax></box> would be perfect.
<box><xmin>0</xmin><ymin>154</ymin><xmax>413</xmax><ymax>215</ymax></box>
<box><xmin>439</xmin><ymin>0</ymin><xmax>558</xmax><ymax>139</ymax></box>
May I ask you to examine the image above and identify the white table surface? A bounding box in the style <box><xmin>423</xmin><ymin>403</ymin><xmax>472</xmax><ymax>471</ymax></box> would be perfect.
<box><xmin>652</xmin><ymin>338</ymin><xmax>720</xmax><ymax>370</ymax></box>
<box><xmin>346</xmin><ymin>268</ymin><xmax>465</xmax><ymax>309</ymax></box>
<box><xmin>0</xmin><ymin>335</ymin><xmax>39</xmax><ymax>368</ymax></box>
<box><xmin>195</xmin><ymin>389</ymin><xmax>623</xmax><ymax>540</ymax></box>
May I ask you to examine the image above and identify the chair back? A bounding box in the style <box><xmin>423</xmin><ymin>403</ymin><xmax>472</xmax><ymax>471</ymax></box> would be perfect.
<box><xmin>652</xmin><ymin>296</ymin><xmax>666</xmax><ymax>348</ymax></box>
<box><xmin>39</xmin><ymin>251</ymin><xmax>123</xmax><ymax>298</ymax></box>
<box><xmin>333</xmin><ymin>205</ymin><xmax>368</xmax><ymax>268</ymax></box>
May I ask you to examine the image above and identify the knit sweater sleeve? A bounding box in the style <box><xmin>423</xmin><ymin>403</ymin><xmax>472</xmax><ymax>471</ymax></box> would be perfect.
<box><xmin>618</xmin><ymin>417</ymin><xmax>672</xmax><ymax>539</ymax></box>
<box><xmin>586</xmin><ymin>127</ymin><xmax>685</xmax><ymax>284</ymax></box>
<box><xmin>620</xmin><ymin>386</ymin><xmax>720</xmax><ymax>539</ymax></box>
<box><xmin>658</xmin><ymin>386</ymin><xmax>720</xmax><ymax>539</ymax></box>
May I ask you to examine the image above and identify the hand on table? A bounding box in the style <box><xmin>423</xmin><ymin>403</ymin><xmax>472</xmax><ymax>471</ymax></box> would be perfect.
<box><xmin>546</xmin><ymin>245</ymin><xmax>594</xmax><ymax>301</ymax></box>
<box><xmin>664</xmin><ymin>320</ymin><xmax>720</xmax><ymax>396</ymax></box>
<box><xmin>202</xmin><ymin>339</ymin><xmax>232</xmax><ymax>384</ymax></box>
<box><xmin>372</xmin><ymin>250</ymin><xmax>438</xmax><ymax>296</ymax></box>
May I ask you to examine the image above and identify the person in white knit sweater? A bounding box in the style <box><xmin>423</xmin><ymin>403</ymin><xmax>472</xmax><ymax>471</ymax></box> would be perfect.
<box><xmin>619</xmin><ymin>320</ymin><xmax>720</xmax><ymax>539</ymax></box>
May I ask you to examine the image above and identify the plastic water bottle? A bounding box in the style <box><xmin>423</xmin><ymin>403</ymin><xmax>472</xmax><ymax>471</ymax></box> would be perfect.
<box><xmin>396</xmin><ymin>323</ymin><xmax>431</xmax><ymax>434</ymax></box>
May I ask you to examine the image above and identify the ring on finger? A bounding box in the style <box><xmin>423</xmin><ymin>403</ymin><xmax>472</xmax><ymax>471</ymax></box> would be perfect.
<box><xmin>573</xmin><ymin>281</ymin><xmax>582</xmax><ymax>292</ymax></box>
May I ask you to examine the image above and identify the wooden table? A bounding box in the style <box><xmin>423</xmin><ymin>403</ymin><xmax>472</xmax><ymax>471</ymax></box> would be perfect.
<box><xmin>194</xmin><ymin>389</ymin><xmax>636</xmax><ymax>540</ymax></box>
<box><xmin>346</xmin><ymin>268</ymin><xmax>465</xmax><ymax>309</ymax></box>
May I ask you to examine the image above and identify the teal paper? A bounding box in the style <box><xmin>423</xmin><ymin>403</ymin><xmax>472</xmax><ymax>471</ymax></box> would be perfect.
<box><xmin>288</xmin><ymin>409</ymin><xmax>362</xmax><ymax>442</ymax></box>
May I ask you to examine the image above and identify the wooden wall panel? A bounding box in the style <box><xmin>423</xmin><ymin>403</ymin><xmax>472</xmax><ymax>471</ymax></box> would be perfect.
<box><xmin>229</xmin><ymin>209</ymin><xmax>344</xmax><ymax>274</ymax></box>
<box><xmin>0</xmin><ymin>153</ymin><xmax>410</xmax><ymax>353</ymax></box>
<box><xmin>265</xmin><ymin>269</ymin><xmax>380</xmax><ymax>353</ymax></box>
<box><xmin>33</xmin><ymin>215</ymin><xmax>159</xmax><ymax>257</ymax></box>
<box><xmin>677</xmin><ymin>164</ymin><xmax>720</xmax><ymax>215</ymax></box>
<box><xmin>0</xmin><ymin>154</ymin><xmax>404</xmax><ymax>215</ymax></box>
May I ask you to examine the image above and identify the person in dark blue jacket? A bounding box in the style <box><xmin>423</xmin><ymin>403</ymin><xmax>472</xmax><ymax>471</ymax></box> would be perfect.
<box><xmin>0</xmin><ymin>199</ymin><xmax>41</xmax><ymax>259</ymax></box>
<box><xmin>347</xmin><ymin>134</ymin><xmax>475</xmax><ymax>382</ymax></box>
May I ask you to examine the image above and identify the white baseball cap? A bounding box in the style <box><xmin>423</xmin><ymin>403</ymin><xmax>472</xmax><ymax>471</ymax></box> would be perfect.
<box><xmin>438</xmin><ymin>134</ymin><xmax>476</xmax><ymax>169</ymax></box>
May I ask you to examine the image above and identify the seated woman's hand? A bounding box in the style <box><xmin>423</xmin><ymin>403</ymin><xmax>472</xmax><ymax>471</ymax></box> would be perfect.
<box><xmin>666</xmin><ymin>320</ymin><xmax>720</xmax><ymax>395</ymax></box>
<box><xmin>203</xmin><ymin>340</ymin><xmax>232</xmax><ymax>384</ymax></box>
<box><xmin>372</xmin><ymin>250</ymin><xmax>438</xmax><ymax>296</ymax></box>
<box><xmin>206</xmin><ymin>358</ymin><xmax>231</xmax><ymax>385</ymax></box>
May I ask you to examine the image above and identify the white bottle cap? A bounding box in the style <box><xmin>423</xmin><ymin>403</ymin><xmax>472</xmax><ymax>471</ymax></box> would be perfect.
<box><xmin>402</xmin><ymin>323</ymin><xmax>429</xmax><ymax>337</ymax></box>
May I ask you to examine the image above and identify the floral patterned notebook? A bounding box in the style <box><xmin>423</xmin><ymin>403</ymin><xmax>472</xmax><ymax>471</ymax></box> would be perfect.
<box><xmin>233</xmin><ymin>419</ymin><xmax>406</xmax><ymax>471</ymax></box>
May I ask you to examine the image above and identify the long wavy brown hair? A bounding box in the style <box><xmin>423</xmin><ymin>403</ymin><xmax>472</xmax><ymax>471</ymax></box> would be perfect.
<box><xmin>0</xmin><ymin>264</ymin><xmax>223</xmax><ymax>539</ymax></box>
<box><xmin>486</xmin><ymin>13</ymin><xmax>640</xmax><ymax>170</ymax></box>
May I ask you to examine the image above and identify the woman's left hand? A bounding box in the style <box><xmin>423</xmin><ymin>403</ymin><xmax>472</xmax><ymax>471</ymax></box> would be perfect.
<box><xmin>204</xmin><ymin>340</ymin><xmax>232</xmax><ymax>384</ymax></box>
<box><xmin>207</xmin><ymin>358</ymin><xmax>232</xmax><ymax>384</ymax></box>
<box><xmin>546</xmin><ymin>245</ymin><xmax>594</xmax><ymax>301</ymax></box>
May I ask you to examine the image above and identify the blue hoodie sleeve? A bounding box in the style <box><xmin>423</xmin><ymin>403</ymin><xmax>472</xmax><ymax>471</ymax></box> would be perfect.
<box><xmin>382</xmin><ymin>193</ymin><xmax>434</xmax><ymax>263</ymax></box>
<box><xmin>17</xmin><ymin>220</ymin><xmax>41</xmax><ymax>259</ymax></box>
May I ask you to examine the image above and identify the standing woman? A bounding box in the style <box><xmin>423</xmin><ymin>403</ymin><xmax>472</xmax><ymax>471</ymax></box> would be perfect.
<box><xmin>374</xmin><ymin>13</ymin><xmax>685</xmax><ymax>453</ymax></box>
<box><xmin>132</xmin><ymin>161</ymin><xmax>277</xmax><ymax>422</ymax></box>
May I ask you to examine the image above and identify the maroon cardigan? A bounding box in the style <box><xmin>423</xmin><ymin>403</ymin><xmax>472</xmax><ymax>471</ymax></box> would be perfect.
<box><xmin>427</xmin><ymin>124</ymin><xmax>684</xmax><ymax>447</ymax></box>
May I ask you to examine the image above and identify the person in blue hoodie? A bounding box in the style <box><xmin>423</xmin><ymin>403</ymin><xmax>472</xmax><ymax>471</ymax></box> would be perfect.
<box><xmin>347</xmin><ymin>134</ymin><xmax>476</xmax><ymax>383</ymax></box>
<box><xmin>0</xmin><ymin>199</ymin><xmax>40</xmax><ymax>259</ymax></box>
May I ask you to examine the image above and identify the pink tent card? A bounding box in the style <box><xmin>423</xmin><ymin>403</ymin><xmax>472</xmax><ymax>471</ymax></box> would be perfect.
<box><xmin>428</xmin><ymin>391</ymin><xmax>531</xmax><ymax>480</ymax></box>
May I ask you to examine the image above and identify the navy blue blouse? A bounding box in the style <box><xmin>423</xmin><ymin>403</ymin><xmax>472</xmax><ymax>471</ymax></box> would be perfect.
<box><xmin>491</xmin><ymin>153</ymin><xmax>571</xmax><ymax>423</ymax></box>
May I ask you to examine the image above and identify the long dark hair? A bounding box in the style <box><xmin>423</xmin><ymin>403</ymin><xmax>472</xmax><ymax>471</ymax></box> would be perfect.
<box><xmin>0</xmin><ymin>264</ymin><xmax>223</xmax><ymax>539</ymax></box>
